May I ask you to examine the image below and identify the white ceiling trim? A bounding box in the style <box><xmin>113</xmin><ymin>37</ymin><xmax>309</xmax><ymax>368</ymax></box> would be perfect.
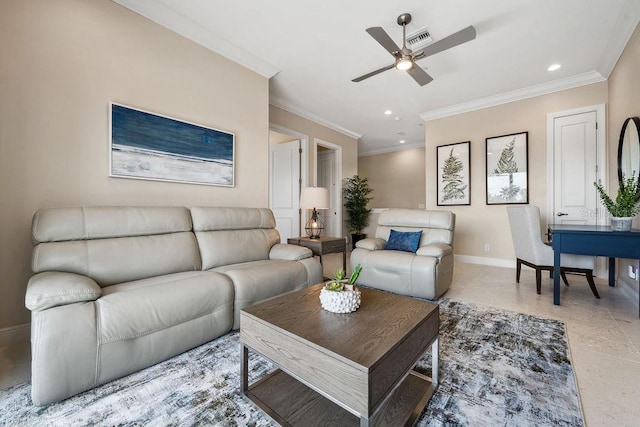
<box><xmin>419</xmin><ymin>71</ymin><xmax>606</xmax><ymax>122</ymax></box>
<box><xmin>269</xmin><ymin>98</ymin><xmax>362</xmax><ymax>140</ymax></box>
<box><xmin>596</xmin><ymin>0</ymin><xmax>640</xmax><ymax>77</ymax></box>
<box><xmin>358</xmin><ymin>142</ymin><xmax>425</xmax><ymax>158</ymax></box>
<box><xmin>112</xmin><ymin>0</ymin><xmax>279</xmax><ymax>78</ymax></box>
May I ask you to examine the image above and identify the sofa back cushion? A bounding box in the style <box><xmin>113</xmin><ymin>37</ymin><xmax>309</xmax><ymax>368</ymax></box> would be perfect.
<box><xmin>376</xmin><ymin>209</ymin><xmax>455</xmax><ymax>248</ymax></box>
<box><xmin>31</xmin><ymin>207</ymin><xmax>201</xmax><ymax>286</ymax></box>
<box><xmin>191</xmin><ymin>207</ymin><xmax>280</xmax><ymax>270</ymax></box>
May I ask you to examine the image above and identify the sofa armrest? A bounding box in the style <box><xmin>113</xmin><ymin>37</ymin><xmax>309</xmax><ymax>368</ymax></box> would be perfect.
<box><xmin>355</xmin><ymin>238</ymin><xmax>386</xmax><ymax>251</ymax></box>
<box><xmin>416</xmin><ymin>243</ymin><xmax>452</xmax><ymax>258</ymax></box>
<box><xmin>269</xmin><ymin>243</ymin><xmax>313</xmax><ymax>261</ymax></box>
<box><xmin>25</xmin><ymin>272</ymin><xmax>102</xmax><ymax>311</ymax></box>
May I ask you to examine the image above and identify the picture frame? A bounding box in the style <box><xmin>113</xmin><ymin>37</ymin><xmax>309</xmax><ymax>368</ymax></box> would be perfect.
<box><xmin>486</xmin><ymin>131</ymin><xmax>528</xmax><ymax>204</ymax></box>
<box><xmin>109</xmin><ymin>103</ymin><xmax>235</xmax><ymax>187</ymax></box>
<box><xmin>437</xmin><ymin>141</ymin><xmax>471</xmax><ymax>206</ymax></box>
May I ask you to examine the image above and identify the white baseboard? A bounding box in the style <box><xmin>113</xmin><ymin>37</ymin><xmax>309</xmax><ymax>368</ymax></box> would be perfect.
<box><xmin>455</xmin><ymin>254</ymin><xmax>515</xmax><ymax>269</ymax></box>
<box><xmin>0</xmin><ymin>323</ymin><xmax>30</xmax><ymax>346</ymax></box>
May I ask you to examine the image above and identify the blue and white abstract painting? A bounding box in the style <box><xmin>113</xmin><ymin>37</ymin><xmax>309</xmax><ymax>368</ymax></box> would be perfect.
<box><xmin>110</xmin><ymin>103</ymin><xmax>234</xmax><ymax>186</ymax></box>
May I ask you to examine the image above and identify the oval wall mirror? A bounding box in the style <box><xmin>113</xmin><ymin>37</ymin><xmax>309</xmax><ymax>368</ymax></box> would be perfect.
<box><xmin>618</xmin><ymin>116</ymin><xmax>640</xmax><ymax>184</ymax></box>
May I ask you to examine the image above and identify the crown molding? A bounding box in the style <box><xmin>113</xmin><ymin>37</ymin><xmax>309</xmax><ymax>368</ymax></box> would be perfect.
<box><xmin>112</xmin><ymin>0</ymin><xmax>279</xmax><ymax>78</ymax></box>
<box><xmin>419</xmin><ymin>71</ymin><xmax>606</xmax><ymax>122</ymax></box>
<box><xmin>597</xmin><ymin>0</ymin><xmax>640</xmax><ymax>77</ymax></box>
<box><xmin>269</xmin><ymin>98</ymin><xmax>362</xmax><ymax>140</ymax></box>
<box><xmin>358</xmin><ymin>142</ymin><xmax>425</xmax><ymax>158</ymax></box>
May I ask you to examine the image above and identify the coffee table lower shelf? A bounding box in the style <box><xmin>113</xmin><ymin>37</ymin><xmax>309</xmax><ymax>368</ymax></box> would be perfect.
<box><xmin>245</xmin><ymin>368</ymin><xmax>434</xmax><ymax>427</ymax></box>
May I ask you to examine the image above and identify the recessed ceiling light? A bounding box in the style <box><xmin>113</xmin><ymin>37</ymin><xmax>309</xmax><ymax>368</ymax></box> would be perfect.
<box><xmin>399</xmin><ymin>140</ymin><xmax>406</xmax><ymax>144</ymax></box>
<box><xmin>384</xmin><ymin>110</ymin><xmax>392</xmax><ymax>115</ymax></box>
<box><xmin>394</xmin><ymin>116</ymin><xmax>401</xmax><ymax>121</ymax></box>
<box><xmin>547</xmin><ymin>63</ymin><xmax>561</xmax><ymax>71</ymax></box>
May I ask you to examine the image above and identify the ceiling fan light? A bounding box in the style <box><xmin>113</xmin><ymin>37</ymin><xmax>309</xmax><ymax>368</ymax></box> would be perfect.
<box><xmin>396</xmin><ymin>57</ymin><xmax>413</xmax><ymax>71</ymax></box>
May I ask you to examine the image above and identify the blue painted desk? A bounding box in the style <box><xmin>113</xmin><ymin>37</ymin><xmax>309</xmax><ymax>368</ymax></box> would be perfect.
<box><xmin>549</xmin><ymin>224</ymin><xmax>640</xmax><ymax>311</ymax></box>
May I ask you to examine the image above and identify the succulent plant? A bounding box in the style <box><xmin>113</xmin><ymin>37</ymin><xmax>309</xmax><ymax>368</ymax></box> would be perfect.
<box><xmin>325</xmin><ymin>281</ymin><xmax>344</xmax><ymax>292</ymax></box>
<box><xmin>325</xmin><ymin>264</ymin><xmax>362</xmax><ymax>292</ymax></box>
<box><xmin>348</xmin><ymin>264</ymin><xmax>362</xmax><ymax>285</ymax></box>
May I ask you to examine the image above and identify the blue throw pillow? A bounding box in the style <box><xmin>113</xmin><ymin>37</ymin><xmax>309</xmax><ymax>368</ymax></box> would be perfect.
<box><xmin>384</xmin><ymin>229</ymin><xmax>423</xmax><ymax>253</ymax></box>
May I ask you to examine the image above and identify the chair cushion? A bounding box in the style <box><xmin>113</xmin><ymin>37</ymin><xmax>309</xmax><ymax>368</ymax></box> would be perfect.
<box><xmin>384</xmin><ymin>229</ymin><xmax>422</xmax><ymax>253</ymax></box>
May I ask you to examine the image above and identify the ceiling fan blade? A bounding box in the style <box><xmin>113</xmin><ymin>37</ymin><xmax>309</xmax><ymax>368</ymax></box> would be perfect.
<box><xmin>415</xmin><ymin>25</ymin><xmax>476</xmax><ymax>59</ymax></box>
<box><xmin>407</xmin><ymin>66</ymin><xmax>433</xmax><ymax>86</ymax></box>
<box><xmin>366</xmin><ymin>27</ymin><xmax>401</xmax><ymax>56</ymax></box>
<box><xmin>352</xmin><ymin>63</ymin><xmax>395</xmax><ymax>82</ymax></box>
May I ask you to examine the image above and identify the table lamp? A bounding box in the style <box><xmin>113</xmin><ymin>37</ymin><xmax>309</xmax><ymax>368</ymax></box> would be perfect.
<box><xmin>300</xmin><ymin>187</ymin><xmax>330</xmax><ymax>239</ymax></box>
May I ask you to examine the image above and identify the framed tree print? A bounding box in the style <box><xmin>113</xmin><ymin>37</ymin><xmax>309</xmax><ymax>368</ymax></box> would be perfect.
<box><xmin>437</xmin><ymin>141</ymin><xmax>471</xmax><ymax>206</ymax></box>
<box><xmin>486</xmin><ymin>131</ymin><xmax>528</xmax><ymax>204</ymax></box>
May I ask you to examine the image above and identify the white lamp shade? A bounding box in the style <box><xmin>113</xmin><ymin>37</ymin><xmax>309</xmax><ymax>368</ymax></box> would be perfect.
<box><xmin>300</xmin><ymin>187</ymin><xmax>329</xmax><ymax>209</ymax></box>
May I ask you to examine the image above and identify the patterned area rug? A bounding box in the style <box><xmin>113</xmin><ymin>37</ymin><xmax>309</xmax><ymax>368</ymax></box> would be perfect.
<box><xmin>1</xmin><ymin>299</ymin><xmax>583</xmax><ymax>426</ymax></box>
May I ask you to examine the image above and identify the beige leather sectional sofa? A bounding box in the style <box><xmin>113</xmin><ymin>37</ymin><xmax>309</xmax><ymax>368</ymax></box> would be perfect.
<box><xmin>351</xmin><ymin>209</ymin><xmax>455</xmax><ymax>300</ymax></box>
<box><xmin>25</xmin><ymin>206</ymin><xmax>322</xmax><ymax>406</ymax></box>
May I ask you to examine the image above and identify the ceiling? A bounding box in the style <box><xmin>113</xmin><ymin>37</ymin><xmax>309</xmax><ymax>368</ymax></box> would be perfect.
<box><xmin>115</xmin><ymin>0</ymin><xmax>640</xmax><ymax>156</ymax></box>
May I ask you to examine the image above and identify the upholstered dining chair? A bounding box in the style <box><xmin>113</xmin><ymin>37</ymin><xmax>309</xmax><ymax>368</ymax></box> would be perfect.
<box><xmin>506</xmin><ymin>205</ymin><xmax>599</xmax><ymax>298</ymax></box>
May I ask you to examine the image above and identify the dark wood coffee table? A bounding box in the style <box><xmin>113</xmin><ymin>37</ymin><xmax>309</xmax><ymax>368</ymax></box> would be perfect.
<box><xmin>240</xmin><ymin>283</ymin><xmax>439</xmax><ymax>426</ymax></box>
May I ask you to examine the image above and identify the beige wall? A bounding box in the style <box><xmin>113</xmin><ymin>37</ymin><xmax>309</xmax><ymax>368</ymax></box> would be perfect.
<box><xmin>269</xmin><ymin>130</ymin><xmax>296</xmax><ymax>144</ymax></box>
<box><xmin>608</xmin><ymin>22</ymin><xmax>640</xmax><ymax>292</ymax></box>
<box><xmin>0</xmin><ymin>0</ymin><xmax>269</xmax><ymax>330</ymax></box>
<box><xmin>269</xmin><ymin>105</ymin><xmax>358</xmax><ymax>185</ymax></box>
<box><xmin>359</xmin><ymin>148</ymin><xmax>426</xmax><ymax>209</ymax></box>
<box><xmin>425</xmin><ymin>82</ymin><xmax>608</xmax><ymax>261</ymax></box>
<box><xmin>608</xmin><ymin>23</ymin><xmax>640</xmax><ymax>191</ymax></box>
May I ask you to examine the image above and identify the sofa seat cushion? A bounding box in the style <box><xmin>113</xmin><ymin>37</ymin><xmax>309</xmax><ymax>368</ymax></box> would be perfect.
<box><xmin>95</xmin><ymin>271</ymin><xmax>235</xmax><ymax>384</ymax></box>
<box><xmin>213</xmin><ymin>260</ymin><xmax>310</xmax><ymax>329</ymax></box>
<box><xmin>351</xmin><ymin>248</ymin><xmax>438</xmax><ymax>298</ymax></box>
<box><xmin>98</xmin><ymin>271</ymin><xmax>234</xmax><ymax>344</ymax></box>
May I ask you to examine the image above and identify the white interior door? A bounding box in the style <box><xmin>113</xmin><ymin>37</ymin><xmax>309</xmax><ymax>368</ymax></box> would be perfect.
<box><xmin>269</xmin><ymin>140</ymin><xmax>300</xmax><ymax>242</ymax></box>
<box><xmin>552</xmin><ymin>111</ymin><xmax>598</xmax><ymax>225</ymax></box>
<box><xmin>318</xmin><ymin>151</ymin><xmax>336</xmax><ymax>236</ymax></box>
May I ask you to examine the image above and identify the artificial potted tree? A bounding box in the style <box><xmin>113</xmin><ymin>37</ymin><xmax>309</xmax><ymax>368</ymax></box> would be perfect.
<box><xmin>343</xmin><ymin>175</ymin><xmax>373</xmax><ymax>249</ymax></box>
<box><xmin>594</xmin><ymin>174</ymin><xmax>640</xmax><ymax>231</ymax></box>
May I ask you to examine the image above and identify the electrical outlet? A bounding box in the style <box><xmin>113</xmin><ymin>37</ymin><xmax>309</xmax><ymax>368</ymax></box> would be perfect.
<box><xmin>484</xmin><ymin>243</ymin><xmax>491</xmax><ymax>252</ymax></box>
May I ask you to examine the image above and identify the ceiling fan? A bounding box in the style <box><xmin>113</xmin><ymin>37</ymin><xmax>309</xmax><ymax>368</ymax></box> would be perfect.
<box><xmin>352</xmin><ymin>13</ymin><xmax>476</xmax><ymax>86</ymax></box>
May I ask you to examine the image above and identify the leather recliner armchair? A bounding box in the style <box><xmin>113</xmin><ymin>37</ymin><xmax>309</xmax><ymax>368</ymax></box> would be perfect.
<box><xmin>350</xmin><ymin>209</ymin><xmax>455</xmax><ymax>299</ymax></box>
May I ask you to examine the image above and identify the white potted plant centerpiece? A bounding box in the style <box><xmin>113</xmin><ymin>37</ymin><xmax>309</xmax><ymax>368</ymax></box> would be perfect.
<box><xmin>319</xmin><ymin>264</ymin><xmax>362</xmax><ymax>313</ymax></box>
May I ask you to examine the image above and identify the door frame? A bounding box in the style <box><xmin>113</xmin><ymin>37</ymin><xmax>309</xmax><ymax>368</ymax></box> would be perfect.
<box><xmin>546</xmin><ymin>104</ymin><xmax>607</xmax><ymax>225</ymax></box>
<box><xmin>269</xmin><ymin>124</ymin><xmax>309</xmax><ymax>236</ymax></box>
<box><xmin>313</xmin><ymin>138</ymin><xmax>343</xmax><ymax>238</ymax></box>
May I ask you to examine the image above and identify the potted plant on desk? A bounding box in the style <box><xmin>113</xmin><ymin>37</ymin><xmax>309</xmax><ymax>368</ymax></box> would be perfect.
<box><xmin>594</xmin><ymin>174</ymin><xmax>640</xmax><ymax>231</ymax></box>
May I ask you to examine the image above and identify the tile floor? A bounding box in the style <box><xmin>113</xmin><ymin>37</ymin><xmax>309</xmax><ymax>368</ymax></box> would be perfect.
<box><xmin>2</xmin><ymin>257</ymin><xmax>639</xmax><ymax>426</ymax></box>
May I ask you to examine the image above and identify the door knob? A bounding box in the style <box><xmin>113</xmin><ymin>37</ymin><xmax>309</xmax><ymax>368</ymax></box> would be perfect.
<box><xmin>557</xmin><ymin>212</ymin><xmax>568</xmax><ymax>216</ymax></box>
